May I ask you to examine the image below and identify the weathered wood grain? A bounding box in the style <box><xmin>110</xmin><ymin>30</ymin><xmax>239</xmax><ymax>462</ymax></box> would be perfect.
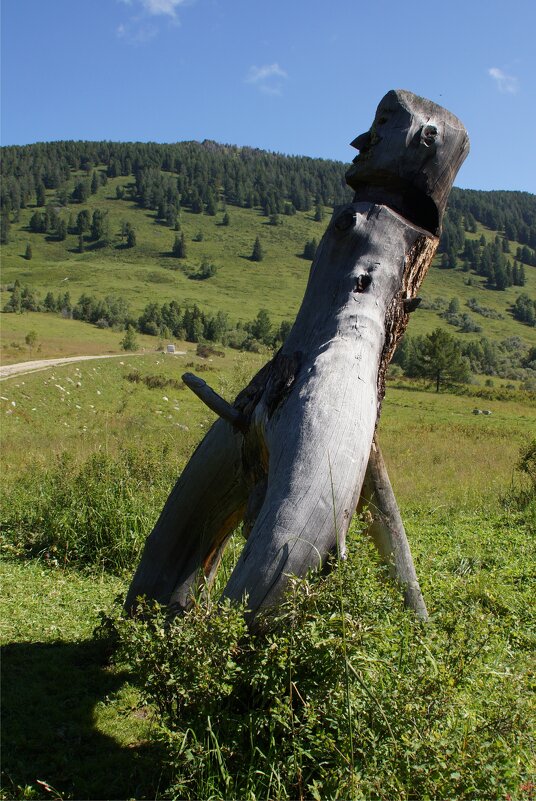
<box><xmin>221</xmin><ymin>203</ymin><xmax>438</xmax><ymax>613</ymax></box>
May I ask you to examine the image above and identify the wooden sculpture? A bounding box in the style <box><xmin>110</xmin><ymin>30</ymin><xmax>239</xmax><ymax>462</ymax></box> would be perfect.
<box><xmin>125</xmin><ymin>89</ymin><xmax>469</xmax><ymax>621</ymax></box>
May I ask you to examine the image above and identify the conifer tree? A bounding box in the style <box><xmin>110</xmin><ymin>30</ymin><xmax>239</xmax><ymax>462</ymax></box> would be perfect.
<box><xmin>251</xmin><ymin>236</ymin><xmax>263</xmax><ymax>262</ymax></box>
<box><xmin>44</xmin><ymin>291</ymin><xmax>57</xmax><ymax>312</ymax></box>
<box><xmin>56</xmin><ymin>219</ymin><xmax>67</xmax><ymax>241</ymax></box>
<box><xmin>303</xmin><ymin>238</ymin><xmax>318</xmax><ymax>260</ymax></box>
<box><xmin>36</xmin><ymin>183</ymin><xmax>46</xmax><ymax>207</ymax></box>
<box><xmin>407</xmin><ymin>328</ymin><xmax>470</xmax><ymax>392</ymax></box>
<box><xmin>25</xmin><ymin>243</ymin><xmax>32</xmax><ymax>260</ymax></box>
<box><xmin>1</xmin><ymin>211</ymin><xmax>10</xmax><ymax>244</ymax></box>
<box><xmin>172</xmin><ymin>233</ymin><xmax>186</xmax><ymax>258</ymax></box>
<box><xmin>77</xmin><ymin>209</ymin><xmax>90</xmax><ymax>234</ymax></box>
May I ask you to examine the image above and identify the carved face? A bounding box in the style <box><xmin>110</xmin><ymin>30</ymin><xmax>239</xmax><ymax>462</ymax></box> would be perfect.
<box><xmin>346</xmin><ymin>90</ymin><xmax>446</xmax><ymax>187</ymax></box>
<box><xmin>345</xmin><ymin>89</ymin><xmax>469</xmax><ymax>232</ymax></box>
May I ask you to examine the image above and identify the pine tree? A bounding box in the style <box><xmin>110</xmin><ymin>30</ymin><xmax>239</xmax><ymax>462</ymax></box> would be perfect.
<box><xmin>126</xmin><ymin>228</ymin><xmax>136</xmax><ymax>248</ymax></box>
<box><xmin>25</xmin><ymin>243</ymin><xmax>32</xmax><ymax>260</ymax></box>
<box><xmin>314</xmin><ymin>203</ymin><xmax>324</xmax><ymax>222</ymax></box>
<box><xmin>44</xmin><ymin>291</ymin><xmax>57</xmax><ymax>312</ymax></box>
<box><xmin>90</xmin><ymin>209</ymin><xmax>108</xmax><ymax>242</ymax></box>
<box><xmin>36</xmin><ymin>182</ymin><xmax>46</xmax><ymax>207</ymax></box>
<box><xmin>222</xmin><ymin>212</ymin><xmax>230</xmax><ymax>226</ymax></box>
<box><xmin>56</xmin><ymin>219</ymin><xmax>67</xmax><ymax>241</ymax></box>
<box><xmin>91</xmin><ymin>171</ymin><xmax>99</xmax><ymax>194</ymax></box>
<box><xmin>72</xmin><ymin>180</ymin><xmax>90</xmax><ymax>203</ymax></box>
<box><xmin>407</xmin><ymin>328</ymin><xmax>470</xmax><ymax>392</ymax></box>
<box><xmin>77</xmin><ymin>209</ymin><xmax>91</xmax><ymax>234</ymax></box>
<box><xmin>303</xmin><ymin>238</ymin><xmax>318</xmax><ymax>260</ymax></box>
<box><xmin>1</xmin><ymin>211</ymin><xmax>10</xmax><ymax>244</ymax></box>
<box><xmin>251</xmin><ymin>236</ymin><xmax>263</xmax><ymax>262</ymax></box>
<box><xmin>29</xmin><ymin>211</ymin><xmax>46</xmax><ymax>233</ymax></box>
<box><xmin>250</xmin><ymin>308</ymin><xmax>272</xmax><ymax>344</ymax></box>
<box><xmin>447</xmin><ymin>246</ymin><xmax>458</xmax><ymax>269</ymax></box>
<box><xmin>205</xmin><ymin>192</ymin><xmax>217</xmax><ymax>216</ymax></box>
<box><xmin>172</xmin><ymin>233</ymin><xmax>186</xmax><ymax>258</ymax></box>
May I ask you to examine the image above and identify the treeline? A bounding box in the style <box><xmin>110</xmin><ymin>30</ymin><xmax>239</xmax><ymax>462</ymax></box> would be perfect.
<box><xmin>2</xmin><ymin>139</ymin><xmax>535</xmax><ymax>249</ymax></box>
<box><xmin>3</xmin><ymin>282</ymin><xmax>292</xmax><ymax>351</ymax></box>
<box><xmin>138</xmin><ymin>300</ymin><xmax>290</xmax><ymax>350</ymax></box>
<box><xmin>447</xmin><ymin>187</ymin><xmax>536</xmax><ymax>248</ymax></box>
<box><xmin>393</xmin><ymin>329</ymin><xmax>535</xmax><ymax>385</ymax></box>
<box><xmin>0</xmin><ymin>139</ymin><xmax>352</xmax><ymax>225</ymax></box>
<box><xmin>437</xmin><ymin>209</ymin><xmax>533</xmax><ymax>290</ymax></box>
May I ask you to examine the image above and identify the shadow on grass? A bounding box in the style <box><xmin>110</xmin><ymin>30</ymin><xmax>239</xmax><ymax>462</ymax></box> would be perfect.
<box><xmin>1</xmin><ymin>638</ymin><xmax>167</xmax><ymax>800</ymax></box>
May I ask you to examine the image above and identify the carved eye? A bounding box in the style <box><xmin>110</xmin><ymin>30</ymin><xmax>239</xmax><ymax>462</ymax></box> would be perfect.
<box><xmin>422</xmin><ymin>124</ymin><xmax>438</xmax><ymax>140</ymax></box>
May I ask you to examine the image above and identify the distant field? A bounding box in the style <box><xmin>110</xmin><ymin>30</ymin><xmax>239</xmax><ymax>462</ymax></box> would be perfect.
<box><xmin>0</xmin><ymin>311</ymin><xmax>168</xmax><ymax>365</ymax></box>
<box><xmin>1</xmin><ymin>348</ymin><xmax>533</xmax><ymax>509</ymax></box>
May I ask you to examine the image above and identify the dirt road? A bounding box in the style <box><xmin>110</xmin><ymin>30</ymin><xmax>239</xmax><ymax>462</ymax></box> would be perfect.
<box><xmin>0</xmin><ymin>351</ymin><xmax>185</xmax><ymax>381</ymax></box>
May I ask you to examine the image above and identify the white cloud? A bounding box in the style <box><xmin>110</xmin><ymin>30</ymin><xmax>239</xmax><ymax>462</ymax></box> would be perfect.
<box><xmin>488</xmin><ymin>67</ymin><xmax>519</xmax><ymax>94</ymax></box>
<box><xmin>245</xmin><ymin>63</ymin><xmax>287</xmax><ymax>95</ymax></box>
<box><xmin>246</xmin><ymin>63</ymin><xmax>287</xmax><ymax>84</ymax></box>
<box><xmin>117</xmin><ymin>20</ymin><xmax>158</xmax><ymax>43</ymax></box>
<box><xmin>117</xmin><ymin>0</ymin><xmax>191</xmax><ymax>42</ymax></box>
<box><xmin>140</xmin><ymin>0</ymin><xmax>188</xmax><ymax>17</ymax></box>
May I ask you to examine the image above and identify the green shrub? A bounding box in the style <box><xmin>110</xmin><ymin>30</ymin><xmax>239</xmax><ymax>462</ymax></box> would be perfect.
<box><xmin>111</xmin><ymin>530</ymin><xmax>534</xmax><ymax>801</ymax></box>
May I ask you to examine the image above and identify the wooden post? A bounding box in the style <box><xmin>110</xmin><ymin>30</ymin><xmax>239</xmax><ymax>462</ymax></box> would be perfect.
<box><xmin>125</xmin><ymin>90</ymin><xmax>469</xmax><ymax>620</ymax></box>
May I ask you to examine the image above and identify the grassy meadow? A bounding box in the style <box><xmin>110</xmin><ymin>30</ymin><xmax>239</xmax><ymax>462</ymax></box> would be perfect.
<box><xmin>1</xmin><ymin>163</ymin><xmax>535</xmax><ymax>799</ymax></box>
<box><xmin>1</xmin><ymin>344</ymin><xmax>535</xmax><ymax>799</ymax></box>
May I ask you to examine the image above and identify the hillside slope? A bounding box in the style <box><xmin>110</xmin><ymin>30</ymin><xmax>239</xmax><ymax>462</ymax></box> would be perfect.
<box><xmin>1</xmin><ymin>140</ymin><xmax>535</xmax><ymax>371</ymax></box>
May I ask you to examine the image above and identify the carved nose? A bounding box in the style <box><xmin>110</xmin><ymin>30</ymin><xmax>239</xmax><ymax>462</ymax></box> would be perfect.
<box><xmin>350</xmin><ymin>132</ymin><xmax>372</xmax><ymax>152</ymax></box>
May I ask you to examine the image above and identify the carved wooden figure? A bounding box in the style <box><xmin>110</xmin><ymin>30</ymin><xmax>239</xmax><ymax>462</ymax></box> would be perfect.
<box><xmin>125</xmin><ymin>90</ymin><xmax>469</xmax><ymax>621</ymax></box>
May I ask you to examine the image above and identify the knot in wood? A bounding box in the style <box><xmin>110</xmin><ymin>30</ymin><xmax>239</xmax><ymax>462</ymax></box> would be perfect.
<box><xmin>354</xmin><ymin>273</ymin><xmax>373</xmax><ymax>293</ymax></box>
<box><xmin>334</xmin><ymin>209</ymin><xmax>355</xmax><ymax>231</ymax></box>
<box><xmin>402</xmin><ymin>297</ymin><xmax>422</xmax><ymax>313</ymax></box>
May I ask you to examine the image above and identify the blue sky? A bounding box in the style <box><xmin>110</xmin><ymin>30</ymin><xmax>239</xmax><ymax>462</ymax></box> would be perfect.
<box><xmin>1</xmin><ymin>0</ymin><xmax>535</xmax><ymax>192</ymax></box>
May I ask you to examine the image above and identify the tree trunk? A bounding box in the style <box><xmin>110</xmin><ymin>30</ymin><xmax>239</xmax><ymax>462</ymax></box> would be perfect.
<box><xmin>221</xmin><ymin>203</ymin><xmax>438</xmax><ymax>613</ymax></box>
<box><xmin>125</xmin><ymin>89</ymin><xmax>469</xmax><ymax>621</ymax></box>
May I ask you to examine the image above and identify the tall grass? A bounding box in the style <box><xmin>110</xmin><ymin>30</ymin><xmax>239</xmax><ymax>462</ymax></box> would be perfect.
<box><xmin>1</xmin><ymin>445</ymin><xmax>178</xmax><ymax>573</ymax></box>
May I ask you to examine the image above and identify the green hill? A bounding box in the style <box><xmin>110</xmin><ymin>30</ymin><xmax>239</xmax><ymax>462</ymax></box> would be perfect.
<box><xmin>1</xmin><ymin>140</ymin><xmax>535</xmax><ymax>380</ymax></box>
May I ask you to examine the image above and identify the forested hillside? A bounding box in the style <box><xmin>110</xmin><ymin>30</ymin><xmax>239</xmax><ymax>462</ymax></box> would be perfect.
<box><xmin>1</xmin><ymin>139</ymin><xmax>535</xmax><ymax>384</ymax></box>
